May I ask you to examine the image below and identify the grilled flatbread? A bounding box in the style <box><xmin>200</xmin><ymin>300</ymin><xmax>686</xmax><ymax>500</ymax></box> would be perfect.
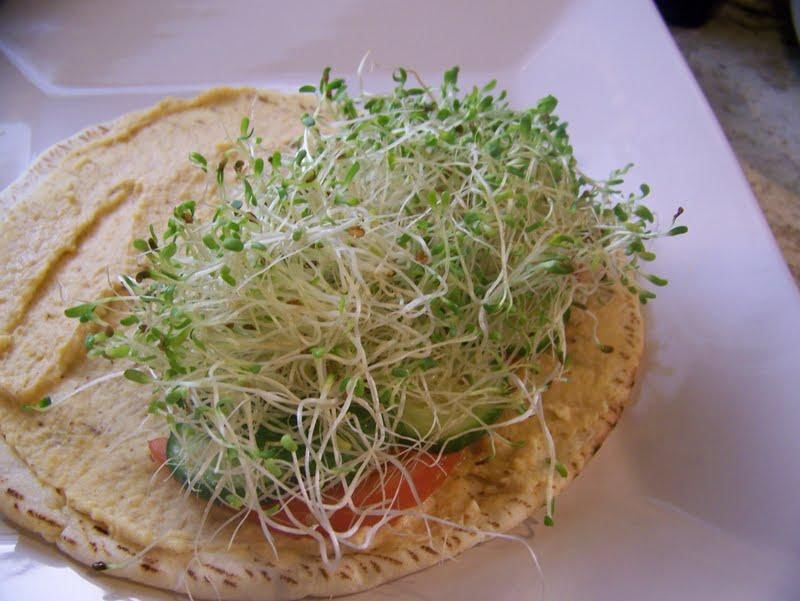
<box><xmin>0</xmin><ymin>88</ymin><xmax>643</xmax><ymax>600</ymax></box>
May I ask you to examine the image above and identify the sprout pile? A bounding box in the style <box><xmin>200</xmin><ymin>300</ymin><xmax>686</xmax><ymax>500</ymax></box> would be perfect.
<box><xmin>63</xmin><ymin>66</ymin><xmax>685</xmax><ymax>562</ymax></box>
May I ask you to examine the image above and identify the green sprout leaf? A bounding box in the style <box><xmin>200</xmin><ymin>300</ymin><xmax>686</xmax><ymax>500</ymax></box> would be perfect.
<box><xmin>202</xmin><ymin>233</ymin><xmax>219</xmax><ymax>250</ymax></box>
<box><xmin>239</xmin><ymin>117</ymin><xmax>252</xmax><ymax>139</ymax></box>
<box><xmin>222</xmin><ymin>237</ymin><xmax>244</xmax><ymax>252</ymax></box>
<box><xmin>253</xmin><ymin>158</ymin><xmax>264</xmax><ymax>176</ymax></box>
<box><xmin>342</xmin><ymin>161</ymin><xmax>361</xmax><ymax>186</ymax></box>
<box><xmin>634</xmin><ymin>205</ymin><xmax>654</xmax><ymax>222</ymax></box>
<box><xmin>280</xmin><ymin>434</ymin><xmax>298</xmax><ymax>453</ymax></box>
<box><xmin>646</xmin><ymin>274</ymin><xmax>669</xmax><ymax>287</ymax></box>
<box><xmin>189</xmin><ymin>152</ymin><xmax>208</xmax><ymax>172</ymax></box>
<box><xmin>64</xmin><ymin>303</ymin><xmax>96</xmax><ymax>319</ymax></box>
<box><xmin>124</xmin><ymin>369</ymin><xmax>151</xmax><ymax>384</ymax></box>
<box><xmin>22</xmin><ymin>396</ymin><xmax>52</xmax><ymax>412</ymax></box>
<box><xmin>536</xmin><ymin>95</ymin><xmax>557</xmax><ymax>114</ymax></box>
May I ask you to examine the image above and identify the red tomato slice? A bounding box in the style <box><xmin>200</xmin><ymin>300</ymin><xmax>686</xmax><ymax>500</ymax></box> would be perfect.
<box><xmin>275</xmin><ymin>450</ymin><xmax>463</xmax><ymax>531</ymax></box>
<box><xmin>147</xmin><ymin>437</ymin><xmax>462</xmax><ymax>531</ymax></box>
<box><xmin>148</xmin><ymin>437</ymin><xmax>168</xmax><ymax>463</ymax></box>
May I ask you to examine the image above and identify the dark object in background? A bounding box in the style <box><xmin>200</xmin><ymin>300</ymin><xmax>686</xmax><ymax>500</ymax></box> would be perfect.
<box><xmin>656</xmin><ymin>0</ymin><xmax>718</xmax><ymax>27</ymax></box>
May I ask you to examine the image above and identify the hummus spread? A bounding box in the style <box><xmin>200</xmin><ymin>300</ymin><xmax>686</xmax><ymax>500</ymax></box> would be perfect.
<box><xmin>0</xmin><ymin>89</ymin><xmax>313</xmax><ymax>404</ymax></box>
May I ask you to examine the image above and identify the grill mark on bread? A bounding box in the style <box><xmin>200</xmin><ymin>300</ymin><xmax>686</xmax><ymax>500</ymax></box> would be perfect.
<box><xmin>353</xmin><ymin>559</ymin><xmax>369</xmax><ymax>573</ymax></box>
<box><xmin>368</xmin><ymin>553</ymin><xmax>403</xmax><ymax>566</ymax></box>
<box><xmin>6</xmin><ymin>487</ymin><xmax>23</xmax><ymax>500</ymax></box>
<box><xmin>26</xmin><ymin>509</ymin><xmax>61</xmax><ymax>528</ymax></box>
<box><xmin>223</xmin><ymin>579</ymin><xmax>236</xmax><ymax>588</ymax></box>
<box><xmin>280</xmin><ymin>575</ymin><xmax>299</xmax><ymax>585</ymax></box>
<box><xmin>93</xmin><ymin>524</ymin><xmax>109</xmax><ymax>536</ymax></box>
<box><xmin>203</xmin><ymin>563</ymin><xmax>235</xmax><ymax>578</ymax></box>
<box><xmin>252</xmin><ymin>557</ymin><xmax>275</xmax><ymax>568</ymax></box>
<box><xmin>140</xmin><ymin>563</ymin><xmax>159</xmax><ymax>573</ymax></box>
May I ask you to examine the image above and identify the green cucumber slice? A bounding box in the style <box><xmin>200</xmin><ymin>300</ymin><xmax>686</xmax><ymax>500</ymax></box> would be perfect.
<box><xmin>397</xmin><ymin>401</ymin><xmax>504</xmax><ymax>452</ymax></box>
<box><xmin>166</xmin><ymin>427</ymin><xmax>235</xmax><ymax>500</ymax></box>
<box><xmin>166</xmin><ymin>424</ymin><xmax>293</xmax><ymax>503</ymax></box>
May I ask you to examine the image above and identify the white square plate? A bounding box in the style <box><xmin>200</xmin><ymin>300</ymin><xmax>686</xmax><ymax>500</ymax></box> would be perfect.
<box><xmin>1</xmin><ymin>1</ymin><xmax>799</xmax><ymax>599</ymax></box>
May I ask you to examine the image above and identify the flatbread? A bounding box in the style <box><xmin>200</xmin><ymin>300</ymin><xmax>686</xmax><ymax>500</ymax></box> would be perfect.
<box><xmin>0</xmin><ymin>88</ymin><xmax>644</xmax><ymax>600</ymax></box>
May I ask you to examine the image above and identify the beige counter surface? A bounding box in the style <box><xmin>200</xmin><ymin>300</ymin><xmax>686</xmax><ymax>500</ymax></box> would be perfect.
<box><xmin>670</xmin><ymin>0</ymin><xmax>800</xmax><ymax>285</ymax></box>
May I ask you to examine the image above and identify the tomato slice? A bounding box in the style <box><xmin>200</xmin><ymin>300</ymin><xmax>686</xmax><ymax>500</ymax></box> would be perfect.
<box><xmin>147</xmin><ymin>437</ymin><xmax>462</xmax><ymax>531</ymax></box>
<box><xmin>275</xmin><ymin>450</ymin><xmax>463</xmax><ymax>531</ymax></box>
<box><xmin>148</xmin><ymin>437</ymin><xmax>168</xmax><ymax>463</ymax></box>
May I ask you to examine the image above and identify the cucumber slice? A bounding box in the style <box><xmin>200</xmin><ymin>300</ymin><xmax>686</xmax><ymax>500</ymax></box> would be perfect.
<box><xmin>166</xmin><ymin>427</ymin><xmax>235</xmax><ymax>500</ymax></box>
<box><xmin>397</xmin><ymin>401</ymin><xmax>504</xmax><ymax>452</ymax></box>
<box><xmin>167</xmin><ymin>424</ymin><xmax>292</xmax><ymax>502</ymax></box>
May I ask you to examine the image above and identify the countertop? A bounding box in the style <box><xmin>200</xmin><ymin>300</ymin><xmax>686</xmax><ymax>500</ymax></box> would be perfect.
<box><xmin>669</xmin><ymin>0</ymin><xmax>800</xmax><ymax>285</ymax></box>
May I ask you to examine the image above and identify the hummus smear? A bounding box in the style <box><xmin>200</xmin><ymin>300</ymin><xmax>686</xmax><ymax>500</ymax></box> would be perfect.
<box><xmin>0</xmin><ymin>89</ymin><xmax>312</xmax><ymax>404</ymax></box>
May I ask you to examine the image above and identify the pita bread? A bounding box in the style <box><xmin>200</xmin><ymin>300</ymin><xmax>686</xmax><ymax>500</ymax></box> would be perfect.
<box><xmin>0</xmin><ymin>88</ymin><xmax>644</xmax><ymax>600</ymax></box>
